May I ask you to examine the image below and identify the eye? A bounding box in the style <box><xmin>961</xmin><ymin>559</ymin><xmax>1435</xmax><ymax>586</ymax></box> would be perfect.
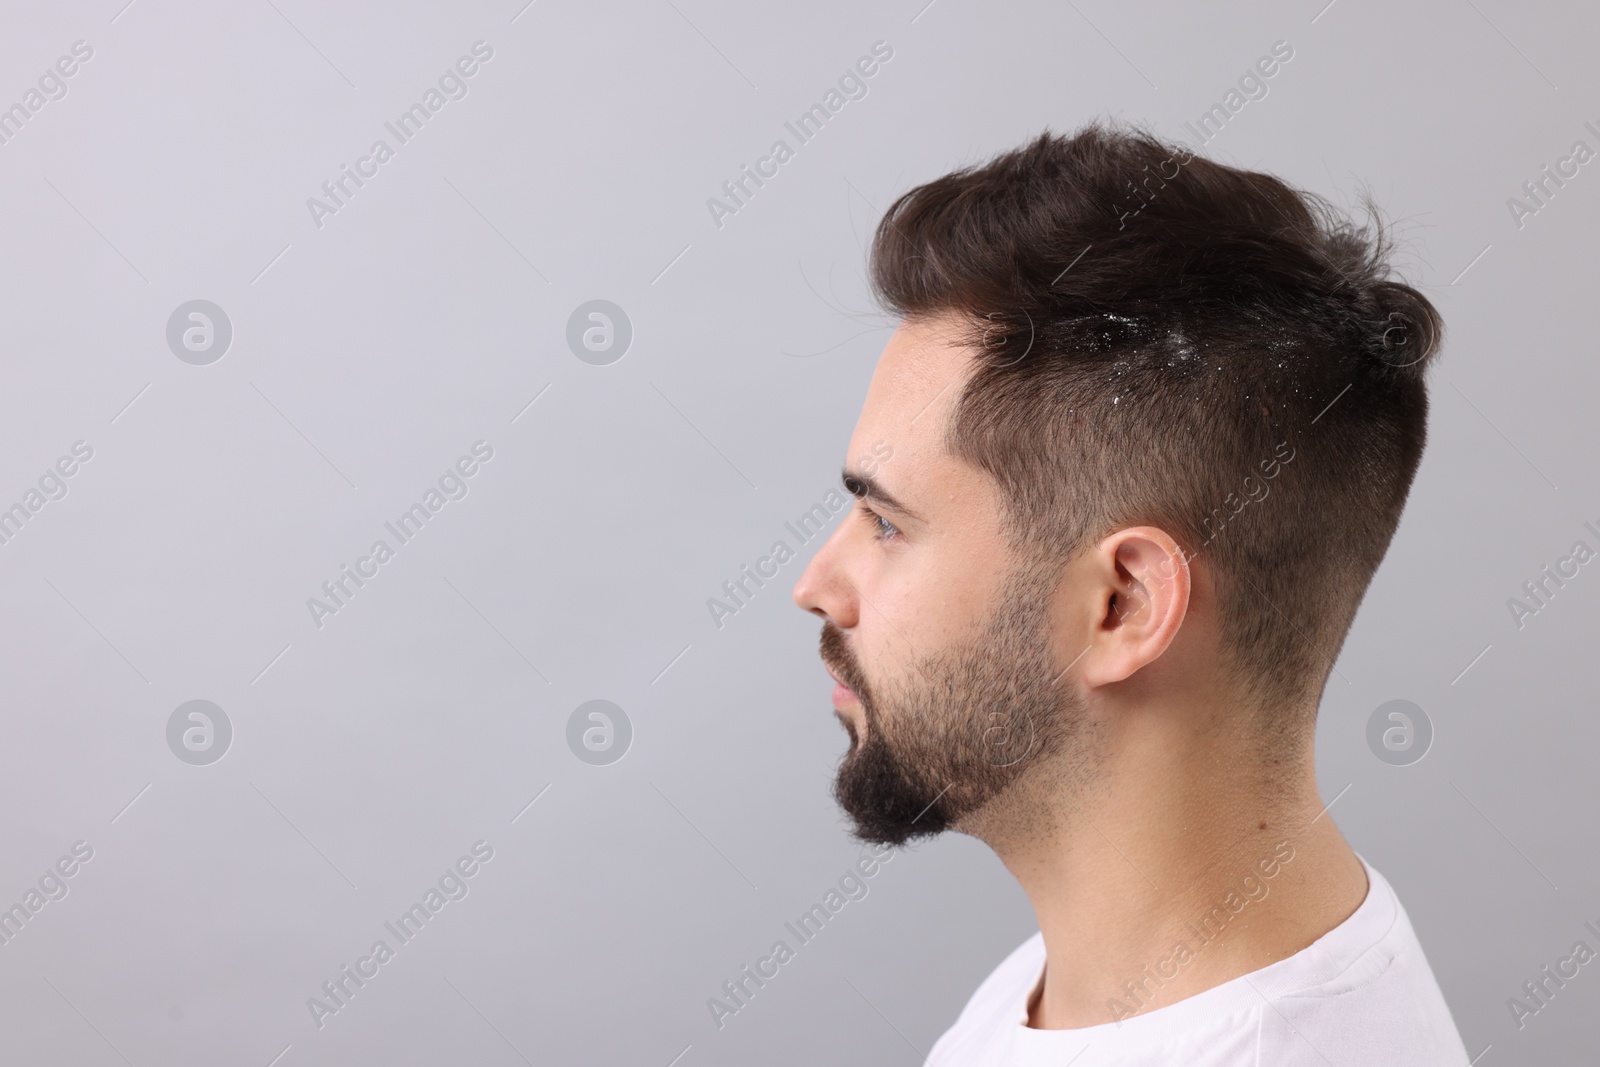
<box><xmin>858</xmin><ymin>502</ymin><xmax>900</xmax><ymax>542</ymax></box>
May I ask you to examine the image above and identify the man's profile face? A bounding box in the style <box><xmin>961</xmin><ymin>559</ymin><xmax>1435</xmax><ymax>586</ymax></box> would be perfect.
<box><xmin>792</xmin><ymin>313</ymin><xmax>1095</xmax><ymax>845</ymax></box>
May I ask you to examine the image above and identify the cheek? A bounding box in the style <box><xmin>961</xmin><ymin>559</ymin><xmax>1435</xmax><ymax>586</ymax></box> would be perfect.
<box><xmin>864</xmin><ymin>561</ymin><xmax>990</xmax><ymax>673</ymax></box>
<box><xmin>922</xmin><ymin>556</ymin><xmax>1008</xmax><ymax>642</ymax></box>
<box><xmin>855</xmin><ymin>577</ymin><xmax>932</xmax><ymax>667</ymax></box>
<box><xmin>846</xmin><ymin>611</ymin><xmax>919</xmax><ymax>712</ymax></box>
<box><xmin>851</xmin><ymin>506</ymin><xmax>1010</xmax><ymax>653</ymax></box>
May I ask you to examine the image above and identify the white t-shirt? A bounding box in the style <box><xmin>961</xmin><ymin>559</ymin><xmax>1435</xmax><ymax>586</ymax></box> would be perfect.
<box><xmin>923</xmin><ymin>854</ymin><xmax>1471</xmax><ymax>1066</ymax></box>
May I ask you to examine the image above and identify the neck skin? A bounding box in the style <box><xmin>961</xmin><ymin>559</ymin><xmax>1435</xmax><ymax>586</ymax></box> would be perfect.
<box><xmin>960</xmin><ymin>681</ymin><xmax>1369</xmax><ymax>1030</ymax></box>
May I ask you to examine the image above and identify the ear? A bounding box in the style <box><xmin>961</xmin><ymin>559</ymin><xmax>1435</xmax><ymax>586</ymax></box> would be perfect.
<box><xmin>1076</xmin><ymin>526</ymin><xmax>1191</xmax><ymax>688</ymax></box>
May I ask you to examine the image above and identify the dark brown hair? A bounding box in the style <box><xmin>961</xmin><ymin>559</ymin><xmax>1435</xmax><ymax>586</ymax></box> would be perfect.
<box><xmin>869</xmin><ymin>119</ymin><xmax>1443</xmax><ymax>718</ymax></box>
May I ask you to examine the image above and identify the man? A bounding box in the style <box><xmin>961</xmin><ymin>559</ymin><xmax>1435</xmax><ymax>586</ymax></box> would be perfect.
<box><xmin>790</xmin><ymin>121</ymin><xmax>1470</xmax><ymax>1064</ymax></box>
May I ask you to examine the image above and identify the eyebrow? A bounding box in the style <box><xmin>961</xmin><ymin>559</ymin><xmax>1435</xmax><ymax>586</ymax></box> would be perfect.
<box><xmin>841</xmin><ymin>468</ymin><xmax>926</xmax><ymax>525</ymax></box>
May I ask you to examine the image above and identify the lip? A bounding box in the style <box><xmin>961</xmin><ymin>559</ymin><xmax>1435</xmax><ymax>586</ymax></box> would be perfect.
<box><xmin>825</xmin><ymin>663</ymin><xmax>859</xmax><ymax>707</ymax></box>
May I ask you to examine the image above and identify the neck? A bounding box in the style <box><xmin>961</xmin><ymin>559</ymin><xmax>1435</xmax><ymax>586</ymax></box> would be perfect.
<box><xmin>962</xmin><ymin>708</ymin><xmax>1368</xmax><ymax>1029</ymax></box>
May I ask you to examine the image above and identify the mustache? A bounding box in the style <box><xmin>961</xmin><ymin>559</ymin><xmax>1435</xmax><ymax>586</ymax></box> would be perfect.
<box><xmin>819</xmin><ymin>622</ymin><xmax>868</xmax><ymax>697</ymax></box>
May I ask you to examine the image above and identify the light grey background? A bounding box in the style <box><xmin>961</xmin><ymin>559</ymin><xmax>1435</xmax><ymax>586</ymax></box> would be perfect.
<box><xmin>0</xmin><ymin>0</ymin><xmax>1594</xmax><ymax>1063</ymax></box>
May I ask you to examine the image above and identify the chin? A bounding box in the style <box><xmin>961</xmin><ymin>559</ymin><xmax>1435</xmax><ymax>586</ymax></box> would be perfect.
<box><xmin>835</xmin><ymin>708</ymin><xmax>861</xmax><ymax>742</ymax></box>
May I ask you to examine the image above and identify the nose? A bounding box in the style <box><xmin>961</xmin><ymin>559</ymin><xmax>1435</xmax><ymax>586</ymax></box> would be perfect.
<box><xmin>792</xmin><ymin>522</ymin><xmax>858</xmax><ymax>628</ymax></box>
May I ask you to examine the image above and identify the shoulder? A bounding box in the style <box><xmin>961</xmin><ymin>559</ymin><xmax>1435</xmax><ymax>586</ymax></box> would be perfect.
<box><xmin>1257</xmin><ymin>859</ymin><xmax>1472</xmax><ymax>1065</ymax></box>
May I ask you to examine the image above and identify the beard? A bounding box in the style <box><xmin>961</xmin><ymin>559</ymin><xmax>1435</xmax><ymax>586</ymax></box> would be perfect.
<box><xmin>821</xmin><ymin>562</ymin><xmax>1097</xmax><ymax>847</ymax></box>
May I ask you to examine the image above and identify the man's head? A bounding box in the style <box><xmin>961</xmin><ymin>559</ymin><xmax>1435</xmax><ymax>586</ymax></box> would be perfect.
<box><xmin>793</xmin><ymin>120</ymin><xmax>1442</xmax><ymax>846</ymax></box>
